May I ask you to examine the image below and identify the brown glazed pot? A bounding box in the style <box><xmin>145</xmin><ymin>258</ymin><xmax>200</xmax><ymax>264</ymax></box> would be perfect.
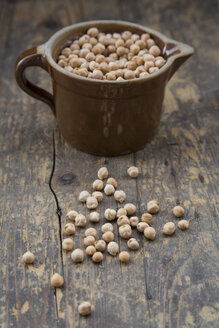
<box><xmin>15</xmin><ymin>20</ymin><xmax>194</xmax><ymax>156</ymax></box>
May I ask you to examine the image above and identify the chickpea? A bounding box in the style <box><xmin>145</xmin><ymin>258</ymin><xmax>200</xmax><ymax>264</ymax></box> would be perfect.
<box><xmin>70</xmin><ymin>43</ymin><xmax>80</xmax><ymax>51</ymax></box>
<box><xmin>58</xmin><ymin>59</ymin><xmax>67</xmax><ymax>68</ymax></box>
<box><xmin>149</xmin><ymin>67</ymin><xmax>159</xmax><ymax>74</ymax></box>
<box><xmin>75</xmin><ymin>214</ymin><xmax>87</xmax><ymax>227</ymax></box>
<box><xmin>127</xmin><ymin>238</ymin><xmax>139</xmax><ymax>250</ymax></box>
<box><xmin>149</xmin><ymin>45</ymin><xmax>161</xmax><ymax>57</ymax></box>
<box><xmin>61</xmin><ymin>47</ymin><xmax>71</xmax><ymax>56</ymax></box>
<box><xmin>178</xmin><ymin>220</ymin><xmax>189</xmax><ymax>230</ymax></box>
<box><xmin>22</xmin><ymin>251</ymin><xmax>35</xmax><ymax>264</ymax></box>
<box><xmin>102</xmin><ymin>231</ymin><xmax>114</xmax><ymax>242</ymax></box>
<box><xmin>65</xmin><ymin>66</ymin><xmax>74</xmax><ymax>73</ymax></box>
<box><xmin>115</xmin><ymin>38</ymin><xmax>125</xmax><ymax>48</ymax></box>
<box><xmin>93</xmin><ymin>179</ymin><xmax>104</xmax><ymax>191</ymax></box>
<box><xmin>106</xmin><ymin>72</ymin><xmax>117</xmax><ymax>80</ymax></box>
<box><xmin>131</xmin><ymin>34</ymin><xmax>140</xmax><ymax>42</ymax></box>
<box><xmin>97</xmin><ymin>167</ymin><xmax>108</xmax><ymax>180</ymax></box>
<box><xmin>92</xmin><ymin>43</ymin><xmax>105</xmax><ymax>55</ymax></box>
<box><xmin>141</xmin><ymin>213</ymin><xmax>152</xmax><ymax>224</ymax></box>
<box><xmin>117</xmin><ymin>76</ymin><xmax>125</xmax><ymax>81</ymax></box>
<box><xmin>89</xmin><ymin>60</ymin><xmax>99</xmax><ymax>71</ymax></box>
<box><xmin>92</xmin><ymin>251</ymin><xmax>103</xmax><ymax>263</ymax></box>
<box><xmin>93</xmin><ymin>69</ymin><xmax>104</xmax><ymax>79</ymax></box>
<box><xmin>144</xmin><ymin>61</ymin><xmax>154</xmax><ymax>71</ymax></box>
<box><xmin>95</xmin><ymin>240</ymin><xmax>106</xmax><ymax>251</ymax></box>
<box><xmin>66</xmin><ymin>210</ymin><xmax>78</xmax><ymax>221</ymax></box>
<box><xmin>104</xmin><ymin>184</ymin><xmax>115</xmax><ymax>196</ymax></box>
<box><xmin>162</xmin><ymin>222</ymin><xmax>175</xmax><ymax>235</ymax></box>
<box><xmin>62</xmin><ymin>238</ymin><xmax>74</xmax><ymax>251</ymax></box>
<box><xmin>173</xmin><ymin>206</ymin><xmax>184</xmax><ymax>217</ymax></box>
<box><xmin>124</xmin><ymin>203</ymin><xmax>136</xmax><ymax>216</ymax></box>
<box><xmin>117</xmin><ymin>46</ymin><xmax>127</xmax><ymax>56</ymax></box>
<box><xmin>85</xmin><ymin>52</ymin><xmax>96</xmax><ymax>62</ymax></box>
<box><xmin>82</xmin><ymin>42</ymin><xmax>92</xmax><ymax>50</ymax></box>
<box><xmin>141</xmin><ymin>33</ymin><xmax>150</xmax><ymax>42</ymax></box>
<box><xmin>114</xmin><ymin>190</ymin><xmax>126</xmax><ymax>203</ymax></box>
<box><xmin>139</xmin><ymin>72</ymin><xmax>149</xmax><ymax>77</ymax></box>
<box><xmin>78</xmin><ymin>35</ymin><xmax>90</xmax><ymax>46</ymax></box>
<box><xmin>95</xmin><ymin>54</ymin><xmax>105</xmax><ymax>63</ymax></box>
<box><xmin>104</xmin><ymin>208</ymin><xmax>117</xmax><ymax>221</ymax></box>
<box><xmin>107</xmin><ymin>45</ymin><xmax>116</xmax><ymax>53</ymax></box>
<box><xmin>113</xmin><ymin>32</ymin><xmax>121</xmax><ymax>39</ymax></box>
<box><xmin>78</xmin><ymin>301</ymin><xmax>92</xmax><ymax>316</ymax></box>
<box><xmin>84</xmin><ymin>236</ymin><xmax>95</xmax><ymax>246</ymax></box>
<box><xmin>130</xmin><ymin>44</ymin><xmax>140</xmax><ymax>55</ymax></box>
<box><xmin>86</xmin><ymin>196</ymin><xmax>98</xmax><ymax>209</ymax></box>
<box><xmin>107</xmin><ymin>241</ymin><xmax>119</xmax><ymax>256</ymax></box>
<box><xmin>115</xmin><ymin>69</ymin><xmax>124</xmax><ymax>78</ymax></box>
<box><xmin>109</xmin><ymin>61</ymin><xmax>119</xmax><ymax>71</ymax></box>
<box><xmin>125</xmin><ymin>61</ymin><xmax>137</xmax><ymax>70</ymax></box>
<box><xmin>78</xmin><ymin>190</ymin><xmax>90</xmax><ymax>202</ymax></box>
<box><xmin>64</xmin><ymin>223</ymin><xmax>76</xmax><ymax>235</ymax></box>
<box><xmin>99</xmin><ymin>62</ymin><xmax>110</xmax><ymax>74</ymax></box>
<box><xmin>124</xmin><ymin>69</ymin><xmax>135</xmax><ymax>80</ymax></box>
<box><xmin>77</xmin><ymin>68</ymin><xmax>88</xmax><ymax>77</ymax></box>
<box><xmin>117</xmin><ymin>208</ymin><xmax>127</xmax><ymax>218</ymax></box>
<box><xmin>87</xmin><ymin>27</ymin><xmax>99</xmax><ymax>37</ymax></box>
<box><xmin>144</xmin><ymin>227</ymin><xmax>156</xmax><ymax>240</ymax></box>
<box><xmin>119</xmin><ymin>224</ymin><xmax>132</xmax><ymax>239</ymax></box>
<box><xmin>143</xmin><ymin>54</ymin><xmax>155</xmax><ymax>62</ymax></box>
<box><xmin>89</xmin><ymin>37</ymin><xmax>98</xmax><ymax>46</ymax></box>
<box><xmin>137</xmin><ymin>222</ymin><xmax>149</xmax><ymax>232</ymax></box>
<box><xmin>129</xmin><ymin>216</ymin><xmax>139</xmax><ymax>227</ymax></box>
<box><xmin>89</xmin><ymin>211</ymin><xmax>100</xmax><ymax>223</ymax></box>
<box><xmin>117</xmin><ymin>215</ymin><xmax>130</xmax><ymax>227</ymax></box>
<box><xmin>132</xmin><ymin>56</ymin><xmax>144</xmax><ymax>66</ymax></box>
<box><xmin>79</xmin><ymin>48</ymin><xmax>90</xmax><ymax>58</ymax></box>
<box><xmin>71</xmin><ymin>249</ymin><xmax>84</xmax><ymax>263</ymax></box>
<box><xmin>119</xmin><ymin>251</ymin><xmax>130</xmax><ymax>263</ymax></box>
<box><xmin>135</xmin><ymin>40</ymin><xmax>145</xmax><ymax>49</ymax></box>
<box><xmin>101</xmin><ymin>222</ymin><xmax>113</xmax><ymax>233</ymax></box>
<box><xmin>86</xmin><ymin>245</ymin><xmax>96</xmax><ymax>256</ymax></box>
<box><xmin>121</xmin><ymin>31</ymin><xmax>132</xmax><ymax>40</ymax></box>
<box><xmin>127</xmin><ymin>166</ymin><xmax>139</xmax><ymax>177</ymax></box>
<box><xmin>85</xmin><ymin>227</ymin><xmax>98</xmax><ymax>239</ymax></box>
<box><xmin>106</xmin><ymin>177</ymin><xmax>117</xmax><ymax>189</ymax></box>
<box><xmin>125</xmin><ymin>39</ymin><xmax>134</xmax><ymax>47</ymax></box>
<box><xmin>51</xmin><ymin>273</ymin><xmax>64</xmax><ymax>288</ymax></box>
<box><xmin>147</xmin><ymin>200</ymin><xmax>160</xmax><ymax>214</ymax></box>
<box><xmin>92</xmin><ymin>192</ymin><xmax>103</xmax><ymax>203</ymax></box>
<box><xmin>147</xmin><ymin>38</ymin><xmax>155</xmax><ymax>48</ymax></box>
<box><xmin>155</xmin><ymin>58</ymin><xmax>166</xmax><ymax>68</ymax></box>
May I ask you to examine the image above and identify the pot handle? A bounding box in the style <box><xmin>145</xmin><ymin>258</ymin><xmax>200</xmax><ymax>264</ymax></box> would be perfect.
<box><xmin>15</xmin><ymin>45</ymin><xmax>56</xmax><ymax>116</ymax></box>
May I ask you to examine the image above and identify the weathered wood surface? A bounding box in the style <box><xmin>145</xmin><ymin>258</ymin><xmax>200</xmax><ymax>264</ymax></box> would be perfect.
<box><xmin>0</xmin><ymin>0</ymin><xmax>219</xmax><ymax>327</ymax></box>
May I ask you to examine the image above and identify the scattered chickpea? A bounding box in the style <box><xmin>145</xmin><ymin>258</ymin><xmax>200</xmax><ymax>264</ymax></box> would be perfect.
<box><xmin>107</xmin><ymin>241</ymin><xmax>119</xmax><ymax>256</ymax></box>
<box><xmin>173</xmin><ymin>206</ymin><xmax>184</xmax><ymax>217</ymax></box>
<box><xmin>86</xmin><ymin>245</ymin><xmax>96</xmax><ymax>256</ymax></box>
<box><xmin>62</xmin><ymin>238</ymin><xmax>74</xmax><ymax>251</ymax></box>
<box><xmin>79</xmin><ymin>190</ymin><xmax>90</xmax><ymax>202</ymax></box>
<box><xmin>129</xmin><ymin>216</ymin><xmax>139</xmax><ymax>227</ymax></box>
<box><xmin>137</xmin><ymin>222</ymin><xmax>149</xmax><ymax>232</ymax></box>
<box><xmin>102</xmin><ymin>231</ymin><xmax>114</xmax><ymax>243</ymax></box>
<box><xmin>144</xmin><ymin>227</ymin><xmax>156</xmax><ymax>240</ymax></box>
<box><xmin>117</xmin><ymin>208</ymin><xmax>127</xmax><ymax>217</ymax></box>
<box><xmin>78</xmin><ymin>301</ymin><xmax>92</xmax><ymax>316</ymax></box>
<box><xmin>92</xmin><ymin>179</ymin><xmax>104</xmax><ymax>191</ymax></box>
<box><xmin>119</xmin><ymin>251</ymin><xmax>130</xmax><ymax>263</ymax></box>
<box><xmin>147</xmin><ymin>200</ymin><xmax>160</xmax><ymax>214</ymax></box>
<box><xmin>85</xmin><ymin>227</ymin><xmax>98</xmax><ymax>239</ymax></box>
<box><xmin>101</xmin><ymin>222</ymin><xmax>114</xmax><ymax>233</ymax></box>
<box><xmin>64</xmin><ymin>223</ymin><xmax>76</xmax><ymax>235</ymax></box>
<box><xmin>97</xmin><ymin>167</ymin><xmax>108</xmax><ymax>180</ymax></box>
<box><xmin>75</xmin><ymin>214</ymin><xmax>87</xmax><ymax>227</ymax></box>
<box><xmin>71</xmin><ymin>249</ymin><xmax>84</xmax><ymax>263</ymax></box>
<box><xmin>66</xmin><ymin>210</ymin><xmax>78</xmax><ymax>221</ymax></box>
<box><xmin>141</xmin><ymin>213</ymin><xmax>152</xmax><ymax>224</ymax></box>
<box><xmin>22</xmin><ymin>251</ymin><xmax>35</xmax><ymax>264</ymax></box>
<box><xmin>106</xmin><ymin>177</ymin><xmax>118</xmax><ymax>189</ymax></box>
<box><xmin>162</xmin><ymin>222</ymin><xmax>175</xmax><ymax>235</ymax></box>
<box><xmin>92</xmin><ymin>251</ymin><xmax>103</xmax><ymax>263</ymax></box>
<box><xmin>178</xmin><ymin>220</ymin><xmax>189</xmax><ymax>230</ymax></box>
<box><xmin>104</xmin><ymin>184</ymin><xmax>115</xmax><ymax>196</ymax></box>
<box><xmin>117</xmin><ymin>215</ymin><xmax>130</xmax><ymax>227</ymax></box>
<box><xmin>51</xmin><ymin>273</ymin><xmax>64</xmax><ymax>288</ymax></box>
<box><xmin>86</xmin><ymin>196</ymin><xmax>98</xmax><ymax>209</ymax></box>
<box><xmin>124</xmin><ymin>203</ymin><xmax>136</xmax><ymax>215</ymax></box>
<box><xmin>127</xmin><ymin>166</ymin><xmax>139</xmax><ymax>178</ymax></box>
<box><xmin>114</xmin><ymin>190</ymin><xmax>126</xmax><ymax>203</ymax></box>
<box><xmin>84</xmin><ymin>236</ymin><xmax>96</xmax><ymax>246</ymax></box>
<box><xmin>92</xmin><ymin>191</ymin><xmax>103</xmax><ymax>203</ymax></box>
<box><xmin>127</xmin><ymin>238</ymin><xmax>139</xmax><ymax>250</ymax></box>
<box><xmin>104</xmin><ymin>208</ymin><xmax>117</xmax><ymax>221</ymax></box>
<box><xmin>89</xmin><ymin>211</ymin><xmax>100</xmax><ymax>223</ymax></box>
<box><xmin>119</xmin><ymin>224</ymin><xmax>132</xmax><ymax>239</ymax></box>
<box><xmin>95</xmin><ymin>240</ymin><xmax>106</xmax><ymax>251</ymax></box>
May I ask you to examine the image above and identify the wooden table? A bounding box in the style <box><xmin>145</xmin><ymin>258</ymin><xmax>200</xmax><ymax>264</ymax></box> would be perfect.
<box><xmin>0</xmin><ymin>0</ymin><xmax>218</xmax><ymax>327</ymax></box>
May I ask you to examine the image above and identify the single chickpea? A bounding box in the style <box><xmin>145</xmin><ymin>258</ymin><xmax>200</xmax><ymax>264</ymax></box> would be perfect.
<box><xmin>119</xmin><ymin>224</ymin><xmax>132</xmax><ymax>239</ymax></box>
<box><xmin>117</xmin><ymin>215</ymin><xmax>130</xmax><ymax>227</ymax></box>
<box><xmin>129</xmin><ymin>216</ymin><xmax>139</xmax><ymax>227</ymax></box>
<box><xmin>65</xmin><ymin>66</ymin><xmax>74</xmax><ymax>73</ymax></box>
<box><xmin>117</xmin><ymin>46</ymin><xmax>127</xmax><ymax>56</ymax></box>
<box><xmin>125</xmin><ymin>61</ymin><xmax>137</xmax><ymax>70</ymax></box>
<box><xmin>117</xmin><ymin>76</ymin><xmax>125</xmax><ymax>81</ymax></box>
<box><xmin>80</xmin><ymin>62</ymin><xmax>89</xmax><ymax>70</ymax></box>
<box><xmin>147</xmin><ymin>200</ymin><xmax>160</xmax><ymax>214</ymax></box>
<box><xmin>132</xmin><ymin>34</ymin><xmax>140</xmax><ymax>42</ymax></box>
<box><xmin>85</xmin><ymin>52</ymin><xmax>96</xmax><ymax>62</ymax></box>
<box><xmin>97</xmin><ymin>167</ymin><xmax>108</xmax><ymax>180</ymax></box>
<box><xmin>101</xmin><ymin>222</ymin><xmax>113</xmax><ymax>233</ymax></box>
<box><xmin>117</xmin><ymin>208</ymin><xmax>127</xmax><ymax>217</ymax></box>
<box><xmin>95</xmin><ymin>54</ymin><xmax>105</xmax><ymax>63</ymax></box>
<box><xmin>115</xmin><ymin>69</ymin><xmax>124</xmax><ymax>78</ymax></box>
<box><xmin>78</xmin><ymin>35</ymin><xmax>90</xmax><ymax>46</ymax></box>
<box><xmin>87</xmin><ymin>27</ymin><xmax>99</xmax><ymax>37</ymax></box>
<box><xmin>89</xmin><ymin>211</ymin><xmax>100</xmax><ymax>223</ymax></box>
<box><xmin>78</xmin><ymin>301</ymin><xmax>92</xmax><ymax>316</ymax></box>
<box><xmin>92</xmin><ymin>251</ymin><xmax>103</xmax><ymax>263</ymax></box>
<box><xmin>149</xmin><ymin>45</ymin><xmax>161</xmax><ymax>57</ymax></box>
<box><xmin>104</xmin><ymin>208</ymin><xmax>117</xmax><ymax>221</ymax></box>
<box><xmin>162</xmin><ymin>222</ymin><xmax>175</xmax><ymax>235</ymax></box>
<box><xmin>124</xmin><ymin>69</ymin><xmax>136</xmax><ymax>79</ymax></box>
<box><xmin>132</xmin><ymin>56</ymin><xmax>144</xmax><ymax>66</ymax></box>
<box><xmin>109</xmin><ymin>53</ymin><xmax>118</xmax><ymax>61</ymax></box>
<box><xmin>107</xmin><ymin>241</ymin><xmax>119</xmax><ymax>256</ymax></box>
<box><xmin>62</xmin><ymin>238</ymin><xmax>74</xmax><ymax>251</ymax></box>
<box><xmin>125</xmin><ymin>39</ymin><xmax>134</xmax><ymax>47</ymax></box>
<box><xmin>127</xmin><ymin>52</ymin><xmax>134</xmax><ymax>60</ymax></box>
<box><xmin>141</xmin><ymin>33</ymin><xmax>150</xmax><ymax>43</ymax></box>
<box><xmin>92</xmin><ymin>43</ymin><xmax>105</xmax><ymax>55</ymax></box>
<box><xmin>86</xmin><ymin>196</ymin><xmax>98</xmax><ymax>209</ymax></box>
<box><xmin>66</xmin><ymin>210</ymin><xmax>78</xmax><ymax>221</ymax></box>
<box><xmin>61</xmin><ymin>47</ymin><xmax>71</xmax><ymax>56</ymax></box>
<box><xmin>107</xmin><ymin>45</ymin><xmax>116</xmax><ymax>53</ymax></box>
<box><xmin>69</xmin><ymin>57</ymin><xmax>81</xmax><ymax>68</ymax></box>
<box><xmin>70</xmin><ymin>43</ymin><xmax>80</xmax><ymax>51</ymax></box>
<box><xmin>102</xmin><ymin>231</ymin><xmax>114</xmax><ymax>242</ymax></box>
<box><xmin>22</xmin><ymin>251</ymin><xmax>35</xmax><ymax>264</ymax></box>
<box><xmin>135</xmin><ymin>40</ymin><xmax>145</xmax><ymax>49</ymax></box>
<box><xmin>173</xmin><ymin>206</ymin><xmax>184</xmax><ymax>217</ymax></box>
<box><xmin>58</xmin><ymin>55</ymin><xmax>68</xmax><ymax>60</ymax></box>
<box><xmin>89</xmin><ymin>37</ymin><xmax>98</xmax><ymax>46</ymax></box>
<box><xmin>78</xmin><ymin>190</ymin><xmax>90</xmax><ymax>202</ymax></box>
<box><xmin>71</xmin><ymin>249</ymin><xmax>84</xmax><ymax>263</ymax></box>
<box><xmin>178</xmin><ymin>220</ymin><xmax>189</xmax><ymax>230</ymax></box>
<box><xmin>119</xmin><ymin>251</ymin><xmax>130</xmax><ymax>263</ymax></box>
<box><xmin>130</xmin><ymin>44</ymin><xmax>140</xmax><ymax>55</ymax></box>
<box><xmin>99</xmin><ymin>62</ymin><xmax>110</xmax><ymax>74</ymax></box>
<box><xmin>99</xmin><ymin>36</ymin><xmax>112</xmax><ymax>46</ymax></box>
<box><xmin>124</xmin><ymin>203</ymin><xmax>136</xmax><ymax>216</ymax></box>
<box><xmin>114</xmin><ymin>190</ymin><xmax>126</xmax><ymax>203</ymax></box>
<box><xmin>144</xmin><ymin>227</ymin><xmax>156</xmax><ymax>240</ymax></box>
<box><xmin>113</xmin><ymin>32</ymin><xmax>121</xmax><ymax>39</ymax></box>
<box><xmin>109</xmin><ymin>61</ymin><xmax>119</xmax><ymax>71</ymax></box>
<box><xmin>51</xmin><ymin>273</ymin><xmax>64</xmax><ymax>288</ymax></box>
<box><xmin>92</xmin><ymin>179</ymin><xmax>104</xmax><ymax>191</ymax></box>
<box><xmin>115</xmin><ymin>38</ymin><xmax>125</xmax><ymax>48</ymax></box>
<box><xmin>92</xmin><ymin>192</ymin><xmax>103</xmax><ymax>203</ymax></box>
<box><xmin>64</xmin><ymin>223</ymin><xmax>76</xmax><ymax>235</ymax></box>
<box><xmin>135</xmin><ymin>65</ymin><xmax>145</xmax><ymax>75</ymax></box>
<box><xmin>84</xmin><ymin>236</ymin><xmax>95</xmax><ymax>246</ymax></box>
<box><xmin>85</xmin><ymin>227</ymin><xmax>97</xmax><ymax>239</ymax></box>
<box><xmin>58</xmin><ymin>59</ymin><xmax>67</xmax><ymax>68</ymax></box>
<box><xmin>147</xmin><ymin>38</ymin><xmax>155</xmax><ymax>48</ymax></box>
<box><xmin>89</xmin><ymin>60</ymin><xmax>99</xmax><ymax>71</ymax></box>
<box><xmin>104</xmin><ymin>184</ymin><xmax>115</xmax><ymax>196</ymax></box>
<box><xmin>86</xmin><ymin>245</ymin><xmax>96</xmax><ymax>256</ymax></box>
<box><xmin>144</xmin><ymin>61</ymin><xmax>154</xmax><ymax>71</ymax></box>
<box><xmin>106</xmin><ymin>177</ymin><xmax>117</xmax><ymax>189</ymax></box>
<box><xmin>77</xmin><ymin>68</ymin><xmax>89</xmax><ymax>77</ymax></box>
<box><xmin>127</xmin><ymin>166</ymin><xmax>139</xmax><ymax>178</ymax></box>
<box><xmin>143</xmin><ymin>54</ymin><xmax>155</xmax><ymax>62</ymax></box>
<box><xmin>141</xmin><ymin>213</ymin><xmax>152</xmax><ymax>224</ymax></box>
<box><xmin>106</xmin><ymin>72</ymin><xmax>117</xmax><ymax>80</ymax></box>
<box><xmin>118</xmin><ymin>58</ymin><xmax>127</xmax><ymax>68</ymax></box>
<box><xmin>155</xmin><ymin>58</ymin><xmax>166</xmax><ymax>68</ymax></box>
<box><xmin>127</xmin><ymin>238</ymin><xmax>139</xmax><ymax>250</ymax></box>
<box><xmin>82</xmin><ymin>42</ymin><xmax>92</xmax><ymax>50</ymax></box>
<box><xmin>149</xmin><ymin>67</ymin><xmax>159</xmax><ymax>74</ymax></box>
<box><xmin>121</xmin><ymin>31</ymin><xmax>132</xmax><ymax>40</ymax></box>
<box><xmin>139</xmin><ymin>72</ymin><xmax>149</xmax><ymax>77</ymax></box>
<box><xmin>79</xmin><ymin>48</ymin><xmax>90</xmax><ymax>58</ymax></box>
<box><xmin>95</xmin><ymin>240</ymin><xmax>106</xmax><ymax>251</ymax></box>
<box><xmin>72</xmin><ymin>49</ymin><xmax>80</xmax><ymax>55</ymax></box>
<box><xmin>75</xmin><ymin>214</ymin><xmax>87</xmax><ymax>227</ymax></box>
<box><xmin>137</xmin><ymin>222</ymin><xmax>149</xmax><ymax>232</ymax></box>
<box><xmin>93</xmin><ymin>69</ymin><xmax>104</xmax><ymax>79</ymax></box>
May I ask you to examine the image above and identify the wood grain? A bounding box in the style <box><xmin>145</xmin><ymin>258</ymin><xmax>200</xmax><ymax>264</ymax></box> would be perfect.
<box><xmin>0</xmin><ymin>0</ymin><xmax>218</xmax><ymax>327</ymax></box>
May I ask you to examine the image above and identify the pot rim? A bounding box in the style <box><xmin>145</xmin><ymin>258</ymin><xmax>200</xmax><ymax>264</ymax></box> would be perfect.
<box><xmin>42</xmin><ymin>20</ymin><xmax>194</xmax><ymax>84</ymax></box>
